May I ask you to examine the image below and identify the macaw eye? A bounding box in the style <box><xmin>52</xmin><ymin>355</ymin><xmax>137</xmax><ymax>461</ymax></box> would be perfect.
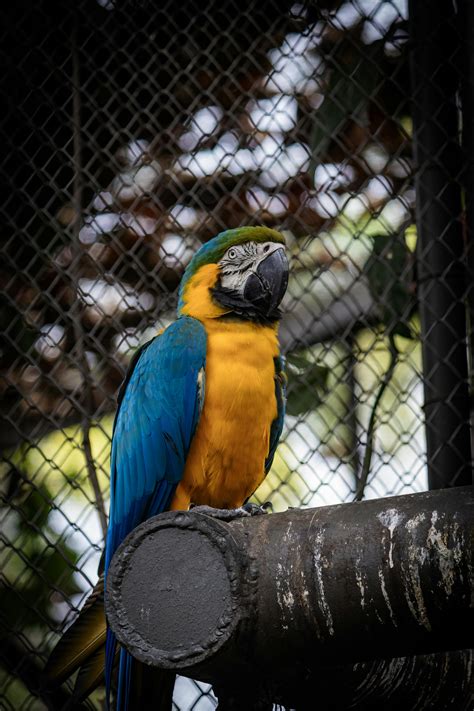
<box><xmin>228</xmin><ymin>248</ymin><xmax>237</xmax><ymax>260</ymax></box>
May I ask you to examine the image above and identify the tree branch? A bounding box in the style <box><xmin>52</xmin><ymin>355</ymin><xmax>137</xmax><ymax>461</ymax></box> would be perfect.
<box><xmin>354</xmin><ymin>331</ymin><xmax>398</xmax><ymax>501</ymax></box>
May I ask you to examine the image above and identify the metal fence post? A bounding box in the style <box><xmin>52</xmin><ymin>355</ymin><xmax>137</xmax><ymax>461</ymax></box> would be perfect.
<box><xmin>409</xmin><ymin>0</ymin><xmax>472</xmax><ymax>488</ymax></box>
<box><xmin>460</xmin><ymin>0</ymin><xmax>474</xmax><ymax>483</ymax></box>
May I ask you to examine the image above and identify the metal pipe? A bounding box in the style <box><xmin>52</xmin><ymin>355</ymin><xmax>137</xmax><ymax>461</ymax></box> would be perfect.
<box><xmin>409</xmin><ymin>0</ymin><xmax>472</xmax><ymax>488</ymax></box>
<box><xmin>209</xmin><ymin>651</ymin><xmax>474</xmax><ymax>711</ymax></box>
<box><xmin>460</xmin><ymin>0</ymin><xmax>474</xmax><ymax>483</ymax></box>
<box><xmin>106</xmin><ymin>487</ymin><xmax>474</xmax><ymax>709</ymax></box>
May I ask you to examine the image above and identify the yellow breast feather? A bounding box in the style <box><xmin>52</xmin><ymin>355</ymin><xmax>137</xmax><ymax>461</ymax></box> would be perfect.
<box><xmin>171</xmin><ymin>265</ymin><xmax>280</xmax><ymax>510</ymax></box>
<box><xmin>173</xmin><ymin>319</ymin><xmax>279</xmax><ymax>509</ymax></box>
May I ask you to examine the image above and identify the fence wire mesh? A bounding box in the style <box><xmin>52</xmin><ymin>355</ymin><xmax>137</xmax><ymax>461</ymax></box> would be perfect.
<box><xmin>1</xmin><ymin>0</ymin><xmax>472</xmax><ymax>709</ymax></box>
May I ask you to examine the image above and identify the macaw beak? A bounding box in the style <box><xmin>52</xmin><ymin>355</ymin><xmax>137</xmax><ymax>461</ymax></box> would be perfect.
<box><xmin>243</xmin><ymin>247</ymin><xmax>289</xmax><ymax>317</ymax></box>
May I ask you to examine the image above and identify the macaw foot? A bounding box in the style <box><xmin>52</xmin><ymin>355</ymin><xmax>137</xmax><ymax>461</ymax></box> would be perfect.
<box><xmin>190</xmin><ymin>501</ymin><xmax>272</xmax><ymax>521</ymax></box>
<box><xmin>241</xmin><ymin>501</ymin><xmax>273</xmax><ymax>516</ymax></box>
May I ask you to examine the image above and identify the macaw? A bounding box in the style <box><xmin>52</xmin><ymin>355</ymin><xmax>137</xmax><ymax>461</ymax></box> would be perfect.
<box><xmin>45</xmin><ymin>225</ymin><xmax>288</xmax><ymax>709</ymax></box>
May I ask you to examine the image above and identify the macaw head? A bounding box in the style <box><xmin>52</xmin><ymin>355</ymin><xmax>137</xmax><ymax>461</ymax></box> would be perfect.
<box><xmin>178</xmin><ymin>226</ymin><xmax>289</xmax><ymax>324</ymax></box>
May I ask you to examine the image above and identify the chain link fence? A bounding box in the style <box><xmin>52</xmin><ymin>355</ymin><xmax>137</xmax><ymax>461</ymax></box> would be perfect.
<box><xmin>1</xmin><ymin>0</ymin><xmax>472</xmax><ymax>709</ymax></box>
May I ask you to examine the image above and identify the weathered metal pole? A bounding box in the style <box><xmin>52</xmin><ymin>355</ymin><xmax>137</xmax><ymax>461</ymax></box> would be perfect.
<box><xmin>460</xmin><ymin>0</ymin><xmax>474</xmax><ymax>483</ymax></box>
<box><xmin>409</xmin><ymin>0</ymin><xmax>472</xmax><ymax>488</ymax></box>
<box><xmin>106</xmin><ymin>487</ymin><xmax>474</xmax><ymax>709</ymax></box>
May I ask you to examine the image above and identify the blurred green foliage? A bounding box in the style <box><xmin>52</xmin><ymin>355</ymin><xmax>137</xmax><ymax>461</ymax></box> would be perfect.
<box><xmin>1</xmin><ymin>465</ymin><xmax>83</xmax><ymax>633</ymax></box>
<box><xmin>285</xmin><ymin>351</ymin><xmax>330</xmax><ymax>416</ymax></box>
<box><xmin>366</xmin><ymin>233</ymin><xmax>416</xmax><ymax>339</ymax></box>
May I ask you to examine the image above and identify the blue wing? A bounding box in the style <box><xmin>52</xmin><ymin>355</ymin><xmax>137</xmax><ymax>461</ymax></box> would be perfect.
<box><xmin>265</xmin><ymin>354</ymin><xmax>286</xmax><ymax>473</ymax></box>
<box><xmin>104</xmin><ymin>316</ymin><xmax>207</xmax><ymax>709</ymax></box>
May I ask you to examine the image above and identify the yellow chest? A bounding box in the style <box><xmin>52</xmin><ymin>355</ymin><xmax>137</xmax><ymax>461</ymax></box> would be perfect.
<box><xmin>178</xmin><ymin>320</ymin><xmax>279</xmax><ymax>508</ymax></box>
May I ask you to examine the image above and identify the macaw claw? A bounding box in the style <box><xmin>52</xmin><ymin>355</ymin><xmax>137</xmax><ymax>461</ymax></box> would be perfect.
<box><xmin>242</xmin><ymin>501</ymin><xmax>273</xmax><ymax>515</ymax></box>
<box><xmin>190</xmin><ymin>501</ymin><xmax>272</xmax><ymax>521</ymax></box>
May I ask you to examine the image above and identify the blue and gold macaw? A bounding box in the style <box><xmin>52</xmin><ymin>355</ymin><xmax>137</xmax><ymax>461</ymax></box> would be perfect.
<box><xmin>45</xmin><ymin>226</ymin><xmax>288</xmax><ymax>709</ymax></box>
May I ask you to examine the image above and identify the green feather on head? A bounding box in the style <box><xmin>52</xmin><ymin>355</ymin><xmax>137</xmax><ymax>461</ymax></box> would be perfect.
<box><xmin>178</xmin><ymin>225</ymin><xmax>286</xmax><ymax>311</ymax></box>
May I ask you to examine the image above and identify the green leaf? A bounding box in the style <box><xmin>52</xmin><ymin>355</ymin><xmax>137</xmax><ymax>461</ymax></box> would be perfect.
<box><xmin>286</xmin><ymin>352</ymin><xmax>329</xmax><ymax>416</ymax></box>
<box><xmin>40</xmin><ymin>544</ymin><xmax>82</xmax><ymax>596</ymax></box>
<box><xmin>311</xmin><ymin>39</ymin><xmax>384</xmax><ymax>166</ymax></box>
<box><xmin>365</xmin><ymin>233</ymin><xmax>415</xmax><ymax>338</ymax></box>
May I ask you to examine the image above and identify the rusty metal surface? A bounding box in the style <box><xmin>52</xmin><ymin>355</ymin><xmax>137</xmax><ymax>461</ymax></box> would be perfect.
<box><xmin>207</xmin><ymin>650</ymin><xmax>474</xmax><ymax>710</ymax></box>
<box><xmin>106</xmin><ymin>512</ymin><xmax>244</xmax><ymax>669</ymax></box>
<box><xmin>106</xmin><ymin>486</ymin><xmax>474</xmax><ymax>708</ymax></box>
<box><xmin>282</xmin><ymin>650</ymin><xmax>474</xmax><ymax>711</ymax></box>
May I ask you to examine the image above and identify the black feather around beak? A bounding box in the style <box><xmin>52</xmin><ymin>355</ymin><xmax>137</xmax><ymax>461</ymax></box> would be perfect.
<box><xmin>243</xmin><ymin>248</ymin><xmax>289</xmax><ymax>317</ymax></box>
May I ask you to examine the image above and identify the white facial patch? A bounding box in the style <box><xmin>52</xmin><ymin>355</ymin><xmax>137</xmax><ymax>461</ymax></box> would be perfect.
<box><xmin>218</xmin><ymin>241</ymin><xmax>284</xmax><ymax>292</ymax></box>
